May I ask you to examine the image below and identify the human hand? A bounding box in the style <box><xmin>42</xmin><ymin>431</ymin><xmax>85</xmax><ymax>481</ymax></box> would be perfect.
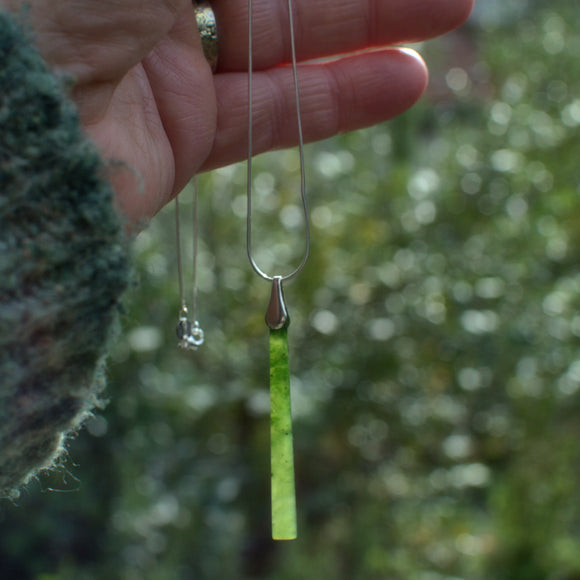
<box><xmin>2</xmin><ymin>0</ymin><xmax>473</xmax><ymax>225</ymax></box>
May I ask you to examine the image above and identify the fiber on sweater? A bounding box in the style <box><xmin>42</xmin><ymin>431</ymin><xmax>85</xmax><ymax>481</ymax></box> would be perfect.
<box><xmin>0</xmin><ymin>10</ymin><xmax>131</xmax><ymax>498</ymax></box>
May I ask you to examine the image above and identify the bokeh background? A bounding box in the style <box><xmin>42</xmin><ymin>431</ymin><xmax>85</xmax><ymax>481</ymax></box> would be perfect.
<box><xmin>2</xmin><ymin>0</ymin><xmax>580</xmax><ymax>578</ymax></box>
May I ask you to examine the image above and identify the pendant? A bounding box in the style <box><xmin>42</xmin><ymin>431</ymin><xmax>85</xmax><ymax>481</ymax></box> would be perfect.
<box><xmin>247</xmin><ymin>0</ymin><xmax>307</xmax><ymax>540</ymax></box>
<box><xmin>267</xmin><ymin>278</ymin><xmax>297</xmax><ymax>540</ymax></box>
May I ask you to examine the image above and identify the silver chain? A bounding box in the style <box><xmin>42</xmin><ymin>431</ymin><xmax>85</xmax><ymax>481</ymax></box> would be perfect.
<box><xmin>246</xmin><ymin>0</ymin><xmax>310</xmax><ymax>283</ymax></box>
<box><xmin>175</xmin><ymin>176</ymin><xmax>204</xmax><ymax>350</ymax></box>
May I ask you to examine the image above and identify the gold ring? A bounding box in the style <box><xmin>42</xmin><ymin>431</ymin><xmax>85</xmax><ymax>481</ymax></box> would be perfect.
<box><xmin>194</xmin><ymin>2</ymin><xmax>219</xmax><ymax>73</ymax></box>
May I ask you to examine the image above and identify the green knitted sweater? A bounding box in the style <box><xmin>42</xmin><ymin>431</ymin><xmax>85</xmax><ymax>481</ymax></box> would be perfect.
<box><xmin>0</xmin><ymin>11</ymin><xmax>131</xmax><ymax>498</ymax></box>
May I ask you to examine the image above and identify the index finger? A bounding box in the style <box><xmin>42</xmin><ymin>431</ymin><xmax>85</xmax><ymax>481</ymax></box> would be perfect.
<box><xmin>212</xmin><ymin>0</ymin><xmax>474</xmax><ymax>71</ymax></box>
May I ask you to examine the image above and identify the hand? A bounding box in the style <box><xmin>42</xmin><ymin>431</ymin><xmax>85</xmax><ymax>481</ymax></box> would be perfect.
<box><xmin>2</xmin><ymin>0</ymin><xmax>473</xmax><ymax>225</ymax></box>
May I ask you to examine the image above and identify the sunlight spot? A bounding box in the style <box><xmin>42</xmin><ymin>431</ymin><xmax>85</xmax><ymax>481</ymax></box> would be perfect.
<box><xmin>311</xmin><ymin>310</ymin><xmax>338</xmax><ymax>335</ymax></box>
<box><xmin>312</xmin><ymin>205</ymin><xmax>333</xmax><ymax>228</ymax></box>
<box><xmin>562</xmin><ymin>99</ymin><xmax>580</xmax><ymax>127</ymax></box>
<box><xmin>505</xmin><ymin>195</ymin><xmax>528</xmax><ymax>220</ymax></box>
<box><xmin>457</xmin><ymin>368</ymin><xmax>483</xmax><ymax>391</ymax></box>
<box><xmin>461</xmin><ymin>310</ymin><xmax>499</xmax><ymax>334</ymax></box>
<box><xmin>408</xmin><ymin>168</ymin><xmax>440</xmax><ymax>199</ymax></box>
<box><xmin>461</xmin><ymin>172</ymin><xmax>482</xmax><ymax>195</ymax></box>
<box><xmin>475</xmin><ymin>277</ymin><xmax>505</xmax><ymax>299</ymax></box>
<box><xmin>449</xmin><ymin>463</ymin><xmax>491</xmax><ymax>488</ymax></box>
<box><xmin>456</xmin><ymin>144</ymin><xmax>479</xmax><ymax>169</ymax></box>
<box><xmin>367</xmin><ymin>318</ymin><xmax>396</xmax><ymax>341</ymax></box>
<box><xmin>491</xmin><ymin>149</ymin><xmax>524</xmax><ymax>173</ymax></box>
<box><xmin>542</xmin><ymin>291</ymin><xmax>567</xmax><ymax>316</ymax></box>
<box><xmin>443</xmin><ymin>434</ymin><xmax>473</xmax><ymax>460</ymax></box>
<box><xmin>446</xmin><ymin>67</ymin><xmax>471</xmax><ymax>94</ymax></box>
<box><xmin>128</xmin><ymin>326</ymin><xmax>163</xmax><ymax>353</ymax></box>
<box><xmin>414</xmin><ymin>200</ymin><xmax>437</xmax><ymax>225</ymax></box>
<box><xmin>490</xmin><ymin>102</ymin><xmax>512</xmax><ymax>126</ymax></box>
<box><xmin>231</xmin><ymin>194</ymin><xmax>247</xmax><ymax>218</ymax></box>
<box><xmin>279</xmin><ymin>204</ymin><xmax>303</xmax><ymax>229</ymax></box>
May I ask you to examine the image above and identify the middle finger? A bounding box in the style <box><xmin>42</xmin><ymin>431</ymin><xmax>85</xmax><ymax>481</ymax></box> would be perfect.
<box><xmin>211</xmin><ymin>0</ymin><xmax>474</xmax><ymax>71</ymax></box>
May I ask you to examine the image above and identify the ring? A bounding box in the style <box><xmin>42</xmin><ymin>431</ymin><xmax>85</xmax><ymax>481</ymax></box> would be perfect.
<box><xmin>193</xmin><ymin>1</ymin><xmax>219</xmax><ymax>73</ymax></box>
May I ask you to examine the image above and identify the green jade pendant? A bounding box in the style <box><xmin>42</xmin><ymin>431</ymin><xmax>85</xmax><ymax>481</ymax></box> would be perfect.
<box><xmin>266</xmin><ymin>277</ymin><xmax>297</xmax><ymax>540</ymax></box>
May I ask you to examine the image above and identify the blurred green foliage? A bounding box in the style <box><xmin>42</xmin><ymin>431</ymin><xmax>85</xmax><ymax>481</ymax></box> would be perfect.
<box><xmin>2</xmin><ymin>1</ymin><xmax>580</xmax><ymax>578</ymax></box>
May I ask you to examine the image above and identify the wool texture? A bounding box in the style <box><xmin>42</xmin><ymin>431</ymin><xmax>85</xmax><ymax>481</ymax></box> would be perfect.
<box><xmin>0</xmin><ymin>11</ymin><xmax>132</xmax><ymax>497</ymax></box>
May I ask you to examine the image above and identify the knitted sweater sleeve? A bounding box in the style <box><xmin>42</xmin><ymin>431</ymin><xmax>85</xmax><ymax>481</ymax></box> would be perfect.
<box><xmin>0</xmin><ymin>10</ymin><xmax>131</xmax><ymax>498</ymax></box>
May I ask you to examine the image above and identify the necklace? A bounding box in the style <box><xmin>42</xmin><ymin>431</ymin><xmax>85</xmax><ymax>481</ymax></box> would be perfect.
<box><xmin>175</xmin><ymin>176</ymin><xmax>204</xmax><ymax>351</ymax></box>
<box><xmin>247</xmin><ymin>0</ymin><xmax>309</xmax><ymax>541</ymax></box>
<box><xmin>176</xmin><ymin>0</ymin><xmax>308</xmax><ymax>541</ymax></box>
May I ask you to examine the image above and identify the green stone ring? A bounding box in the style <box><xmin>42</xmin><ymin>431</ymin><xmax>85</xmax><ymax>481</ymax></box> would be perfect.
<box><xmin>194</xmin><ymin>1</ymin><xmax>219</xmax><ymax>72</ymax></box>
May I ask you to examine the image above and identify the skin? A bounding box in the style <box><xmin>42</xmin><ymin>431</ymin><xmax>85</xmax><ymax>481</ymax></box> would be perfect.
<box><xmin>1</xmin><ymin>0</ymin><xmax>474</xmax><ymax>225</ymax></box>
